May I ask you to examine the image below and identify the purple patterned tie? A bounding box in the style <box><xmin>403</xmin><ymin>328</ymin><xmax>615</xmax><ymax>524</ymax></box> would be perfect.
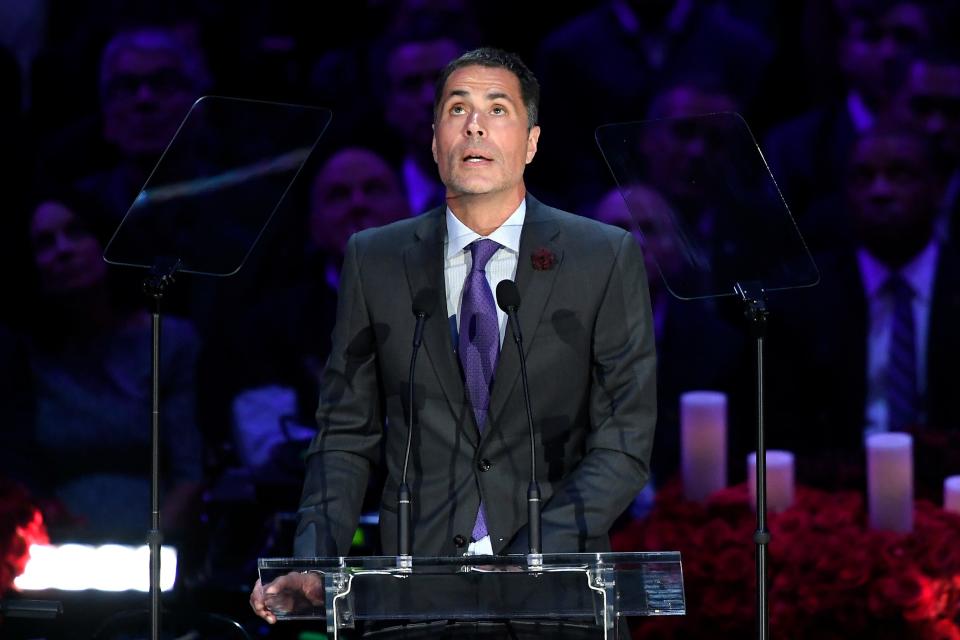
<box><xmin>458</xmin><ymin>239</ymin><xmax>501</xmax><ymax>541</ymax></box>
<box><xmin>886</xmin><ymin>274</ymin><xmax>918</xmax><ymax>431</ymax></box>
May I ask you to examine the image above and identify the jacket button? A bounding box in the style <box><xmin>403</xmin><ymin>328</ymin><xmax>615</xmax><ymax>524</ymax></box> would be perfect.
<box><xmin>453</xmin><ymin>534</ymin><xmax>467</xmax><ymax>547</ymax></box>
<box><xmin>477</xmin><ymin>458</ymin><xmax>492</xmax><ymax>472</ymax></box>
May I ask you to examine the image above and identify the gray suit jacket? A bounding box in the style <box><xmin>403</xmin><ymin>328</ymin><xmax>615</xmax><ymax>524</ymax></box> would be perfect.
<box><xmin>294</xmin><ymin>194</ymin><xmax>657</xmax><ymax>557</ymax></box>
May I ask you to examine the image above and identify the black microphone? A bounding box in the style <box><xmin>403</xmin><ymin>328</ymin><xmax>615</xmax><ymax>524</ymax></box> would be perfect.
<box><xmin>495</xmin><ymin>279</ymin><xmax>542</xmax><ymax>561</ymax></box>
<box><xmin>398</xmin><ymin>289</ymin><xmax>436</xmax><ymax>566</ymax></box>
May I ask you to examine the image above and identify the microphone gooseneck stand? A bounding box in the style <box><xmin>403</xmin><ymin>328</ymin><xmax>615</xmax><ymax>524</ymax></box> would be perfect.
<box><xmin>142</xmin><ymin>257</ymin><xmax>182</xmax><ymax>640</ymax></box>
<box><xmin>496</xmin><ymin>280</ymin><xmax>542</xmax><ymax>566</ymax></box>
<box><xmin>734</xmin><ymin>282</ymin><xmax>770</xmax><ymax>640</ymax></box>
<box><xmin>398</xmin><ymin>304</ymin><xmax>430</xmax><ymax>569</ymax></box>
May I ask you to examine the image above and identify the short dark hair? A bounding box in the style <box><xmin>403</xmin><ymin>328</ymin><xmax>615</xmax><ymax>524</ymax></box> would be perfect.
<box><xmin>433</xmin><ymin>47</ymin><xmax>540</xmax><ymax>129</ymax></box>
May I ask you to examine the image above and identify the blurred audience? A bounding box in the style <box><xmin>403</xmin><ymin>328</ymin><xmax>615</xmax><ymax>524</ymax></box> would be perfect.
<box><xmin>763</xmin><ymin>0</ymin><xmax>935</xmax><ymax>228</ymax></box>
<box><xmin>769</xmin><ymin>125</ymin><xmax>959</xmax><ymax>489</ymax></box>
<box><xmin>76</xmin><ymin>25</ymin><xmax>211</xmax><ymax>221</ymax></box>
<box><xmin>592</xmin><ymin>185</ymin><xmax>748</xmax><ymax>489</ymax></box>
<box><xmin>3</xmin><ymin>2</ymin><xmax>958</xmax><ymax>620</ymax></box>
<box><xmin>891</xmin><ymin>49</ymin><xmax>960</xmax><ymax>245</ymax></box>
<box><xmin>212</xmin><ymin>146</ymin><xmax>409</xmax><ymax>483</ymax></box>
<box><xmin>383</xmin><ymin>35</ymin><xmax>464</xmax><ymax>214</ymax></box>
<box><xmin>13</xmin><ymin>189</ymin><xmax>204</xmax><ymax>544</ymax></box>
<box><xmin>199</xmin><ymin>146</ymin><xmax>408</xmax><ymax>581</ymax></box>
<box><xmin>534</xmin><ymin>0</ymin><xmax>774</xmax><ymax>210</ymax></box>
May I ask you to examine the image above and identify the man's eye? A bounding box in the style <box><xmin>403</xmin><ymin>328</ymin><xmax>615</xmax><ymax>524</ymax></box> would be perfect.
<box><xmin>492</xmin><ymin>106</ymin><xmax>505</xmax><ymax>115</ymax></box>
<box><xmin>451</xmin><ymin>105</ymin><xmax>465</xmax><ymax>114</ymax></box>
<box><xmin>325</xmin><ymin>185</ymin><xmax>350</xmax><ymax>202</ymax></box>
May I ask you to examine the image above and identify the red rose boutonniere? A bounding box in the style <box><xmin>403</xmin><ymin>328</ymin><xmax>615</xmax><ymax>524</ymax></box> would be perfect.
<box><xmin>531</xmin><ymin>247</ymin><xmax>556</xmax><ymax>271</ymax></box>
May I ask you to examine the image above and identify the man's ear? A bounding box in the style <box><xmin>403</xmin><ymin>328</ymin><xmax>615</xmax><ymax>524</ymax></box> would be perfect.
<box><xmin>525</xmin><ymin>125</ymin><xmax>541</xmax><ymax>164</ymax></box>
<box><xmin>431</xmin><ymin>124</ymin><xmax>438</xmax><ymax>164</ymax></box>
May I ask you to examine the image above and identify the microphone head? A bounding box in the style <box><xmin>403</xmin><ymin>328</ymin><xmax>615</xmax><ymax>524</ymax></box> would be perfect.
<box><xmin>412</xmin><ymin>288</ymin><xmax>438</xmax><ymax>318</ymax></box>
<box><xmin>496</xmin><ymin>279</ymin><xmax>522</xmax><ymax>312</ymax></box>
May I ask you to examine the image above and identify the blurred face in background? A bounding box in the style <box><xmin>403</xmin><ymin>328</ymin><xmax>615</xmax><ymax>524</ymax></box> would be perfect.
<box><xmin>309</xmin><ymin>148</ymin><xmax>410</xmax><ymax>256</ymax></box>
<box><xmin>839</xmin><ymin>3</ymin><xmax>929</xmax><ymax>107</ymax></box>
<box><xmin>593</xmin><ymin>186</ymin><xmax>684</xmax><ymax>290</ymax></box>
<box><xmin>641</xmin><ymin>86</ymin><xmax>737</xmax><ymax>211</ymax></box>
<box><xmin>895</xmin><ymin>59</ymin><xmax>960</xmax><ymax>159</ymax></box>
<box><xmin>848</xmin><ymin>130</ymin><xmax>941</xmax><ymax>264</ymax></box>
<box><xmin>386</xmin><ymin>39</ymin><xmax>462</xmax><ymax>152</ymax></box>
<box><xmin>30</xmin><ymin>201</ymin><xmax>108</xmax><ymax>295</ymax></box>
<box><xmin>101</xmin><ymin>32</ymin><xmax>199</xmax><ymax>159</ymax></box>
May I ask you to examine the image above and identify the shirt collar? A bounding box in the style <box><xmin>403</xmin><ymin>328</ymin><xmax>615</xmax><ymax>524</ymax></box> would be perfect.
<box><xmin>445</xmin><ymin>199</ymin><xmax>526</xmax><ymax>260</ymax></box>
<box><xmin>857</xmin><ymin>240</ymin><xmax>939</xmax><ymax>301</ymax></box>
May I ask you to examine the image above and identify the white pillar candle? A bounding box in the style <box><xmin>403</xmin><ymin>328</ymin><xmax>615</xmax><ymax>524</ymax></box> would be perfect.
<box><xmin>747</xmin><ymin>450</ymin><xmax>795</xmax><ymax>513</ymax></box>
<box><xmin>681</xmin><ymin>391</ymin><xmax>727</xmax><ymax>502</ymax></box>
<box><xmin>866</xmin><ymin>433</ymin><xmax>913</xmax><ymax>533</ymax></box>
<box><xmin>945</xmin><ymin>476</ymin><xmax>960</xmax><ymax>514</ymax></box>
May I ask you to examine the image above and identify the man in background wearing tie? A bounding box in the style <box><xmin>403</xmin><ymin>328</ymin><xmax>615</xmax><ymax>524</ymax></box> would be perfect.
<box><xmin>251</xmin><ymin>47</ymin><xmax>656</xmax><ymax>624</ymax></box>
<box><xmin>769</xmin><ymin>124</ymin><xmax>960</xmax><ymax>488</ymax></box>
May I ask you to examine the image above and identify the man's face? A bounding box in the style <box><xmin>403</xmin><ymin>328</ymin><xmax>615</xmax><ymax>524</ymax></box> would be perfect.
<box><xmin>594</xmin><ymin>186</ymin><xmax>683</xmax><ymax>284</ymax></box>
<box><xmin>848</xmin><ymin>132</ymin><xmax>940</xmax><ymax>259</ymax></box>
<box><xmin>309</xmin><ymin>149</ymin><xmax>410</xmax><ymax>256</ymax></box>
<box><xmin>896</xmin><ymin>60</ymin><xmax>960</xmax><ymax>158</ymax></box>
<box><xmin>30</xmin><ymin>201</ymin><xmax>108</xmax><ymax>294</ymax></box>
<box><xmin>840</xmin><ymin>3</ymin><xmax>929</xmax><ymax>104</ymax></box>
<box><xmin>642</xmin><ymin>87</ymin><xmax>737</xmax><ymax>209</ymax></box>
<box><xmin>386</xmin><ymin>39</ymin><xmax>461</xmax><ymax>150</ymax></box>
<box><xmin>102</xmin><ymin>46</ymin><xmax>195</xmax><ymax>159</ymax></box>
<box><xmin>431</xmin><ymin>65</ymin><xmax>540</xmax><ymax>200</ymax></box>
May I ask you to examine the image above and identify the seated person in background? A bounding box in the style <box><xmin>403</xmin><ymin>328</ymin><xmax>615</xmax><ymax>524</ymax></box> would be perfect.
<box><xmin>76</xmin><ymin>25</ymin><xmax>210</xmax><ymax>221</ymax></box>
<box><xmin>768</xmin><ymin>124</ymin><xmax>960</xmax><ymax>492</ymax></box>
<box><xmin>15</xmin><ymin>188</ymin><xmax>204</xmax><ymax>544</ymax></box>
<box><xmin>198</xmin><ymin>146</ymin><xmax>411</xmax><ymax>582</ymax></box>
<box><xmin>891</xmin><ymin>49</ymin><xmax>960</xmax><ymax>246</ymax></box>
<box><xmin>220</xmin><ymin>146</ymin><xmax>411</xmax><ymax>483</ymax></box>
<box><xmin>762</xmin><ymin>0</ymin><xmax>935</xmax><ymax>229</ymax></box>
<box><xmin>382</xmin><ymin>34</ymin><xmax>466</xmax><ymax>215</ymax></box>
<box><xmin>592</xmin><ymin>185</ymin><xmax>747</xmax><ymax>499</ymax></box>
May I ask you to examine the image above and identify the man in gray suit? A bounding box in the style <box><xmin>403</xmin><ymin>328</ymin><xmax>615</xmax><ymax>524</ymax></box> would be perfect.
<box><xmin>251</xmin><ymin>47</ymin><xmax>656</xmax><ymax>624</ymax></box>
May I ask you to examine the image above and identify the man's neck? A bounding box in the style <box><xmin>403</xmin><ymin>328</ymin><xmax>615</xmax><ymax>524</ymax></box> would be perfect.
<box><xmin>447</xmin><ymin>185</ymin><xmax>527</xmax><ymax>236</ymax></box>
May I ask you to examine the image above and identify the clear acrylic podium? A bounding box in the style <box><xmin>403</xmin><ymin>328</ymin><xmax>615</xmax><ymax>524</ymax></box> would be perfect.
<box><xmin>259</xmin><ymin>552</ymin><xmax>684</xmax><ymax>639</ymax></box>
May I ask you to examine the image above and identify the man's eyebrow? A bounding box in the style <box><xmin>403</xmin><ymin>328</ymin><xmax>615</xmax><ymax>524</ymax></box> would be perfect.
<box><xmin>445</xmin><ymin>89</ymin><xmax>469</xmax><ymax>101</ymax></box>
<box><xmin>443</xmin><ymin>89</ymin><xmax>516</xmax><ymax>102</ymax></box>
<box><xmin>486</xmin><ymin>90</ymin><xmax>513</xmax><ymax>102</ymax></box>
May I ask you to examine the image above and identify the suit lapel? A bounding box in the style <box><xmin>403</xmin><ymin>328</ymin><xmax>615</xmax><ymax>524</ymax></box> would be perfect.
<box><xmin>487</xmin><ymin>195</ymin><xmax>563</xmax><ymax>431</ymax></box>
<box><xmin>403</xmin><ymin>208</ymin><xmax>476</xmax><ymax>446</ymax></box>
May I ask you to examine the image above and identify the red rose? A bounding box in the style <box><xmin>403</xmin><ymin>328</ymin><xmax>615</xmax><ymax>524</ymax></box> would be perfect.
<box><xmin>922</xmin><ymin>618</ymin><xmax>960</xmax><ymax>640</ymax></box>
<box><xmin>868</xmin><ymin>571</ymin><xmax>941</xmax><ymax>621</ymax></box>
<box><xmin>530</xmin><ymin>247</ymin><xmax>556</xmax><ymax>270</ymax></box>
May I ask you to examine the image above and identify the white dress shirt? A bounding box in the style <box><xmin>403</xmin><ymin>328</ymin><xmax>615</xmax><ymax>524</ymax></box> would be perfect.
<box><xmin>444</xmin><ymin>201</ymin><xmax>525</xmax><ymax>349</ymax></box>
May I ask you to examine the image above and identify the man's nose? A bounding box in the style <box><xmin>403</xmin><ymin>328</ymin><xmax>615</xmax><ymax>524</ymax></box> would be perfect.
<box><xmin>867</xmin><ymin>173</ymin><xmax>897</xmax><ymax>198</ymax></box>
<box><xmin>923</xmin><ymin>111</ymin><xmax>947</xmax><ymax>136</ymax></box>
<box><xmin>465</xmin><ymin>112</ymin><xmax>485</xmax><ymax>137</ymax></box>
<box><xmin>135</xmin><ymin>80</ymin><xmax>157</xmax><ymax>102</ymax></box>
<box><xmin>52</xmin><ymin>233</ymin><xmax>75</xmax><ymax>256</ymax></box>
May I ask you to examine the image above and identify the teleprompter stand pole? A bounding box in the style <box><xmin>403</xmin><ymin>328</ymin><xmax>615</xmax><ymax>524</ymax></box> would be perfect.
<box><xmin>142</xmin><ymin>257</ymin><xmax>182</xmax><ymax>640</ymax></box>
<box><xmin>734</xmin><ymin>282</ymin><xmax>770</xmax><ymax>640</ymax></box>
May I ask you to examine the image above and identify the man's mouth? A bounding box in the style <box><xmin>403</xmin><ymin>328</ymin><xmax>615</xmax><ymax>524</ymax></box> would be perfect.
<box><xmin>462</xmin><ymin>152</ymin><xmax>493</xmax><ymax>163</ymax></box>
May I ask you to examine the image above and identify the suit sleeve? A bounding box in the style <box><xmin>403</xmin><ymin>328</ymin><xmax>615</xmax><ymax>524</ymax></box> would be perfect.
<box><xmin>512</xmin><ymin>231</ymin><xmax>657</xmax><ymax>552</ymax></box>
<box><xmin>294</xmin><ymin>234</ymin><xmax>384</xmax><ymax>557</ymax></box>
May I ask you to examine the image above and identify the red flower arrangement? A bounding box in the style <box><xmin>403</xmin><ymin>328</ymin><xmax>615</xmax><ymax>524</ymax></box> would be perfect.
<box><xmin>612</xmin><ymin>479</ymin><xmax>960</xmax><ymax>639</ymax></box>
<box><xmin>530</xmin><ymin>247</ymin><xmax>556</xmax><ymax>271</ymax></box>
<box><xmin>1</xmin><ymin>479</ymin><xmax>48</xmax><ymax>597</ymax></box>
